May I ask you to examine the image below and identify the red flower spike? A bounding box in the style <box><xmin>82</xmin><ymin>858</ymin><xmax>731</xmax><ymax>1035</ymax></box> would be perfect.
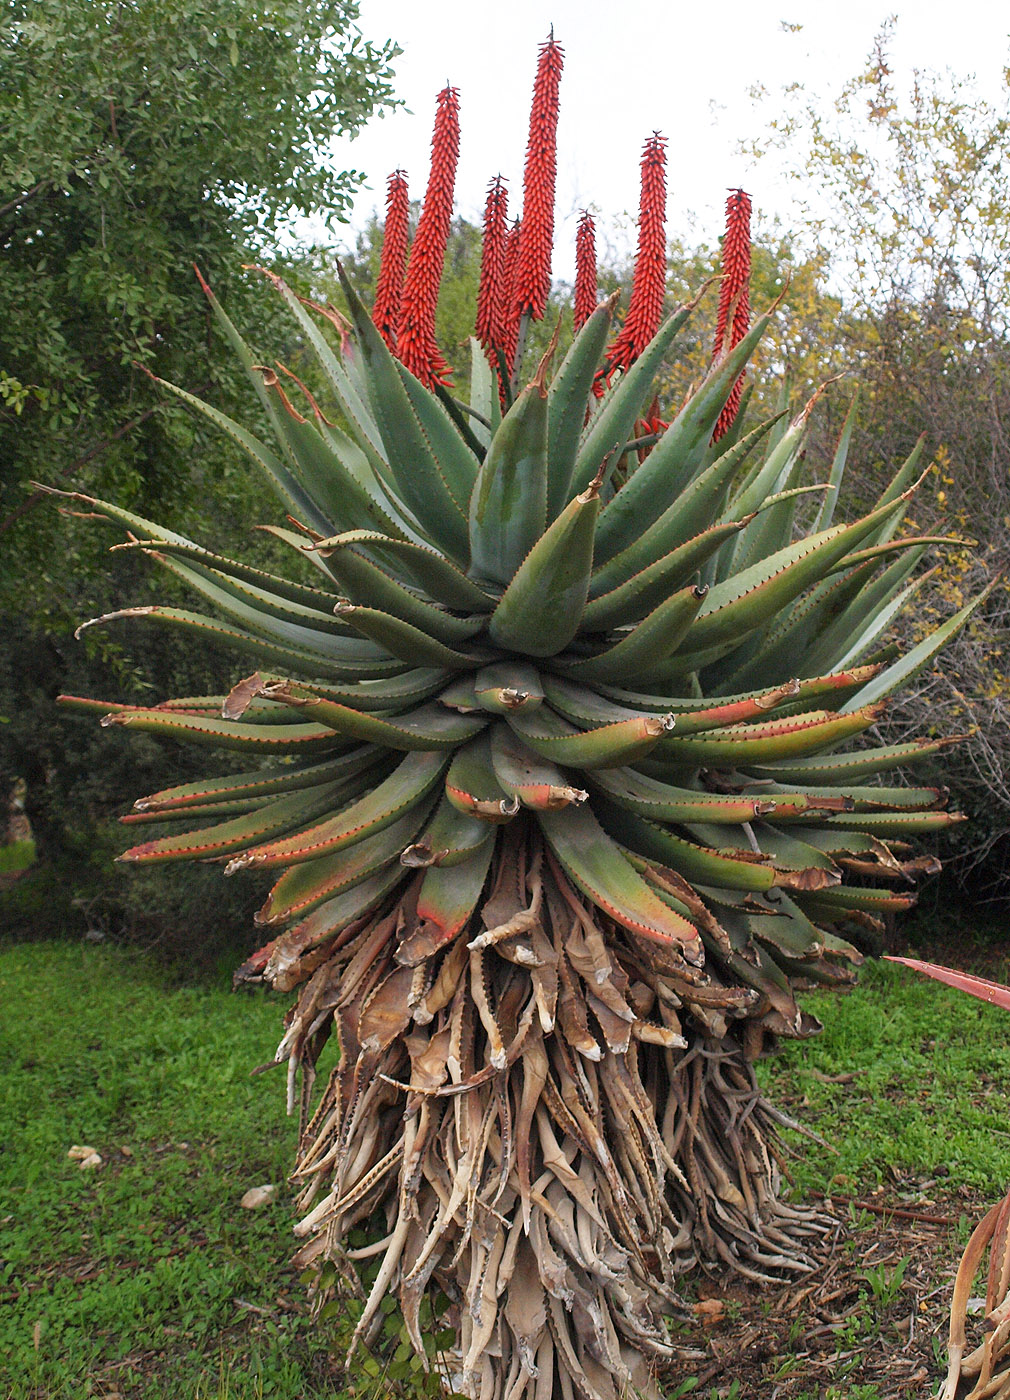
<box><xmin>636</xmin><ymin>397</ymin><xmax>669</xmax><ymax>464</ymax></box>
<box><xmin>601</xmin><ymin>134</ymin><xmax>668</xmax><ymax>385</ymax></box>
<box><xmin>574</xmin><ymin>211</ymin><xmax>598</xmax><ymax>331</ymax></box>
<box><xmin>396</xmin><ymin>85</ymin><xmax>461</xmax><ymax>389</ymax></box>
<box><xmin>512</xmin><ymin>34</ymin><xmax>564</xmax><ymax>323</ymax></box>
<box><xmin>712</xmin><ymin>187</ymin><xmax>752</xmax><ymax>442</ymax></box>
<box><xmin>501</xmin><ymin>218</ymin><xmax>522</xmax><ymax>385</ymax></box>
<box><xmin>372</xmin><ymin>170</ymin><xmax>409</xmax><ymax>351</ymax></box>
<box><xmin>476</xmin><ymin>176</ymin><xmax>510</xmax><ymax>370</ymax></box>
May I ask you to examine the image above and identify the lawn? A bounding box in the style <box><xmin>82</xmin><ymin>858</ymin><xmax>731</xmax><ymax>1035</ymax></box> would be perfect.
<box><xmin>2</xmin><ymin>936</ymin><xmax>1008</xmax><ymax>1399</ymax></box>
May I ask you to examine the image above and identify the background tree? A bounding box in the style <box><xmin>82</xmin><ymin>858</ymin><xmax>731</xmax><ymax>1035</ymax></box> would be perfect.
<box><xmin>746</xmin><ymin>22</ymin><xmax>1010</xmax><ymax>894</ymax></box>
<box><xmin>0</xmin><ymin>0</ymin><xmax>398</xmax><ymax>945</ymax></box>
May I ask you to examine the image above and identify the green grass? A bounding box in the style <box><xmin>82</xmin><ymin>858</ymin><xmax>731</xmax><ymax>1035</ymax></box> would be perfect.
<box><xmin>0</xmin><ymin>941</ymin><xmax>348</xmax><ymax>1399</ymax></box>
<box><xmin>3</xmin><ymin>939</ymin><xmax>1009</xmax><ymax>1398</ymax></box>
<box><xmin>0</xmin><ymin>840</ymin><xmax>35</xmax><ymax>874</ymax></box>
<box><xmin>756</xmin><ymin>957</ymin><xmax>1010</xmax><ymax>1198</ymax></box>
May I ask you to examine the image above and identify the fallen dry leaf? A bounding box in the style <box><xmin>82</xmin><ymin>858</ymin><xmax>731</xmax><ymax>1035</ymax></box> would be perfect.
<box><xmin>240</xmin><ymin>1183</ymin><xmax>277</xmax><ymax>1209</ymax></box>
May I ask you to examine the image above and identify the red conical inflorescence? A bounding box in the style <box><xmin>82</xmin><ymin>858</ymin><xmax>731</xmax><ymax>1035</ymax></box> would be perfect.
<box><xmin>372</xmin><ymin>170</ymin><xmax>409</xmax><ymax>351</ymax></box>
<box><xmin>602</xmin><ymin>133</ymin><xmax>668</xmax><ymax>382</ymax></box>
<box><xmin>712</xmin><ymin>187</ymin><xmax>752</xmax><ymax>442</ymax></box>
<box><xmin>476</xmin><ymin>176</ymin><xmax>510</xmax><ymax>375</ymax></box>
<box><xmin>574</xmin><ymin>211</ymin><xmax>598</xmax><ymax>331</ymax></box>
<box><xmin>512</xmin><ymin>34</ymin><xmax>564</xmax><ymax>326</ymax></box>
<box><xmin>396</xmin><ymin>85</ymin><xmax>461</xmax><ymax>389</ymax></box>
<box><xmin>501</xmin><ymin>217</ymin><xmax>522</xmax><ymax>381</ymax></box>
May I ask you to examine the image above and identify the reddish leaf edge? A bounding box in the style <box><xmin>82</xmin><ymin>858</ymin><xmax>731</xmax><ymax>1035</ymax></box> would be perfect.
<box><xmin>884</xmin><ymin>955</ymin><xmax>1010</xmax><ymax>1011</ymax></box>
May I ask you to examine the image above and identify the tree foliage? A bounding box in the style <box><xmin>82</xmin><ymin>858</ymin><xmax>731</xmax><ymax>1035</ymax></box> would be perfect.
<box><xmin>0</xmin><ymin>0</ymin><xmax>399</xmax><ymax>937</ymax></box>
<box><xmin>0</xmin><ymin>0</ymin><xmax>398</xmax><ymax>571</ymax></box>
<box><xmin>748</xmin><ymin>22</ymin><xmax>1010</xmax><ymax>888</ymax></box>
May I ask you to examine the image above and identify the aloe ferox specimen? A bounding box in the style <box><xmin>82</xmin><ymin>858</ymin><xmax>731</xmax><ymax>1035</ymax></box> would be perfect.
<box><xmin>52</xmin><ymin>35</ymin><xmax>985</xmax><ymax>1400</ymax></box>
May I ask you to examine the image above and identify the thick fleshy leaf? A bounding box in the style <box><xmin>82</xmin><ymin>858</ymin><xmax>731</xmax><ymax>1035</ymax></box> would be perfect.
<box><xmin>799</xmin><ymin>886</ymin><xmax>917</xmax><ymax>914</ymax></box>
<box><xmin>468</xmin><ymin>337</ymin><xmax>500</xmax><ymax>447</ymax></box>
<box><xmin>260</xmin><ymin>682</ymin><xmax>487</xmax><ymax>751</ymax></box>
<box><xmin>572</xmin><ymin>301</ymin><xmax>701</xmax><ymax>501</ymax></box>
<box><xmin>120</xmin><ymin>796</ymin><xmax>266</xmax><ymax>825</ymax></box>
<box><xmin>147</xmin><ymin>371</ymin><xmax>333</xmax><ymax>536</ymax></box>
<box><xmin>262</xmin><ymin>863</ymin><xmax>408</xmax><ymax>972</ymax></box>
<box><xmin>473</xmin><ymin>662</ymin><xmax>545</xmax><ymax>714</ymax></box>
<box><xmin>507</xmin><ymin>704</ymin><xmax>673</xmax><ymax>770</ymax></box>
<box><xmin>99</xmin><ymin>707</ymin><xmax>347</xmax><ymax>754</ymax></box>
<box><xmin>743</xmin><ymin>734</ymin><xmax>966</xmax><ymax>784</ymax></box>
<box><xmin>310</xmin><ymin>536</ymin><xmax>484</xmax><ymax>645</ymax></box>
<box><xmin>840</xmin><ymin>579</ymin><xmax>999</xmax><ymax>712</ymax></box>
<box><xmin>584</xmin><ymin>519</ymin><xmax>750</xmax><ymax>631</ymax></box>
<box><xmin>312</xmin><ymin>531</ymin><xmax>494</xmax><ymax>613</ymax></box>
<box><xmin>253</xmin><ymin>369</ymin><xmax>408</xmax><ymax>538</ymax></box>
<box><xmin>76</xmin><ymin>605</ymin><xmax>407</xmax><ymax>681</ymax></box>
<box><xmin>337</xmin><ymin>266</ymin><xmax>470</xmax><ymax>561</ymax></box>
<box><xmin>333</xmin><ymin>602</ymin><xmax>489</xmax><ymax>671</ymax></box>
<box><xmin>546</xmin><ymin>293</ymin><xmax>617</xmax><ymax>517</ymax></box>
<box><xmin>884</xmin><ymin>958</ymin><xmax>1010</xmax><ymax>1011</ymax></box>
<box><xmin>225</xmin><ymin>750</ymin><xmax>449</xmax><ymax>871</ymax></box>
<box><xmin>592</xmin><ymin>312</ymin><xmax>773</xmax><ymax>558</ymax></box>
<box><xmin>398</xmin><ymin>842</ymin><xmax>497</xmax><ymax>965</ymax></box>
<box><xmin>117</xmin><ymin>538</ymin><xmax>341</xmax><ymax>613</ymax></box>
<box><xmin>586</xmin><ymin>413</ymin><xmax>784</xmax><ymax>599</ymax></box>
<box><xmin>490</xmin><ymin>723</ymin><xmax>588</xmax><ymax>810</ymax></box>
<box><xmin>813</xmin><ymin>391</ymin><xmax>858</xmax><ymax>533</ymax></box>
<box><xmin>674</xmin><ymin>495</ymin><xmax>908</xmax><ymax>661</ymax></box>
<box><xmin>255</xmin><ymin>806</ymin><xmax>431</xmax><ymax>925</ymax></box>
<box><xmin>257</xmin><ymin>668</ymin><xmax>450</xmax><ymax>713</ymax></box>
<box><xmin>469</xmin><ymin>345</ymin><xmax>552</xmax><ymax>585</ymax></box>
<box><xmin>538</xmin><ymin>803</ymin><xmax>702</xmax><ymax>957</ymax></box>
<box><xmin>400</xmin><ymin>796</ymin><xmax>494</xmax><ymax>868</ymax></box>
<box><xmin>393</xmin><ymin>361</ymin><xmax>481</xmax><ymax>511</ymax></box>
<box><xmin>815</xmin><ymin>564</ymin><xmax>937</xmax><ymax>677</ymax></box>
<box><xmin>118</xmin><ymin>776</ymin><xmax>365</xmax><ymax>866</ymax></box>
<box><xmin>595</xmin><ymin>799</ymin><xmax>779</xmax><ymax>893</ymax></box>
<box><xmin>750</xmin><ymin>782</ymin><xmax>946</xmax><ymax>813</ymax></box>
<box><xmin>560</xmin><ymin>585</ymin><xmax>708</xmax><ymax>686</ymax></box>
<box><xmin>588</xmin><ymin>768</ymin><xmax>778</xmax><ymax>824</ymax></box>
<box><xmin>124</xmin><ymin>750</ymin><xmax>382</xmax><ymax>814</ymax></box>
<box><xmin>487</xmin><ymin>481</ymin><xmax>600</xmax><ymax>655</ymax></box>
<box><xmin>144</xmin><ymin>550</ymin><xmax>351</xmax><ymax>639</ymax></box>
<box><xmin>816</xmin><ymin>810</ymin><xmax>966</xmax><ymax>835</ymax></box>
<box><xmin>444</xmin><ymin>732</ymin><xmax>520</xmax><ymax>821</ymax></box>
<box><xmin>656</xmin><ymin>704</ymin><xmax>885</xmax><ymax>769</ymax></box>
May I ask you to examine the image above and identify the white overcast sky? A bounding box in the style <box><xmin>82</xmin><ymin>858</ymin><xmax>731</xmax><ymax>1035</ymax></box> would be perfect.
<box><xmin>322</xmin><ymin>1</ymin><xmax>1010</xmax><ymax>282</ymax></box>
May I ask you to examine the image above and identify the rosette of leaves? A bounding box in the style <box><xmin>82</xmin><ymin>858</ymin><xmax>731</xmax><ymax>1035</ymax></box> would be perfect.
<box><xmin>53</xmin><ymin>266</ymin><xmax>986</xmax><ymax>1399</ymax></box>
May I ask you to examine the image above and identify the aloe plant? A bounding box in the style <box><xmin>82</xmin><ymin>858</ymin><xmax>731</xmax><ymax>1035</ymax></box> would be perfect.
<box><xmin>51</xmin><ymin>36</ymin><xmax>984</xmax><ymax>1400</ymax></box>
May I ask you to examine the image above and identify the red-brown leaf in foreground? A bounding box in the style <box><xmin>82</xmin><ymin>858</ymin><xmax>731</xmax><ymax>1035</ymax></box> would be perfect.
<box><xmin>885</xmin><ymin>956</ymin><xmax>1010</xmax><ymax>1010</ymax></box>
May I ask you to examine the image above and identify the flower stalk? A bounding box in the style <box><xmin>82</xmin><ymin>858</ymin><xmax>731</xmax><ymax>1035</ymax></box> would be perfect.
<box><xmin>574</xmin><ymin>210</ymin><xmax>598</xmax><ymax>331</ymax></box>
<box><xmin>512</xmin><ymin>33</ymin><xmax>564</xmax><ymax>327</ymax></box>
<box><xmin>712</xmin><ymin>187</ymin><xmax>752</xmax><ymax>442</ymax></box>
<box><xmin>395</xmin><ymin>85</ymin><xmax>460</xmax><ymax>389</ymax></box>
<box><xmin>476</xmin><ymin>175</ymin><xmax>510</xmax><ymax>381</ymax></box>
<box><xmin>372</xmin><ymin>170</ymin><xmax>409</xmax><ymax>351</ymax></box>
<box><xmin>600</xmin><ymin>132</ymin><xmax>668</xmax><ymax>384</ymax></box>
